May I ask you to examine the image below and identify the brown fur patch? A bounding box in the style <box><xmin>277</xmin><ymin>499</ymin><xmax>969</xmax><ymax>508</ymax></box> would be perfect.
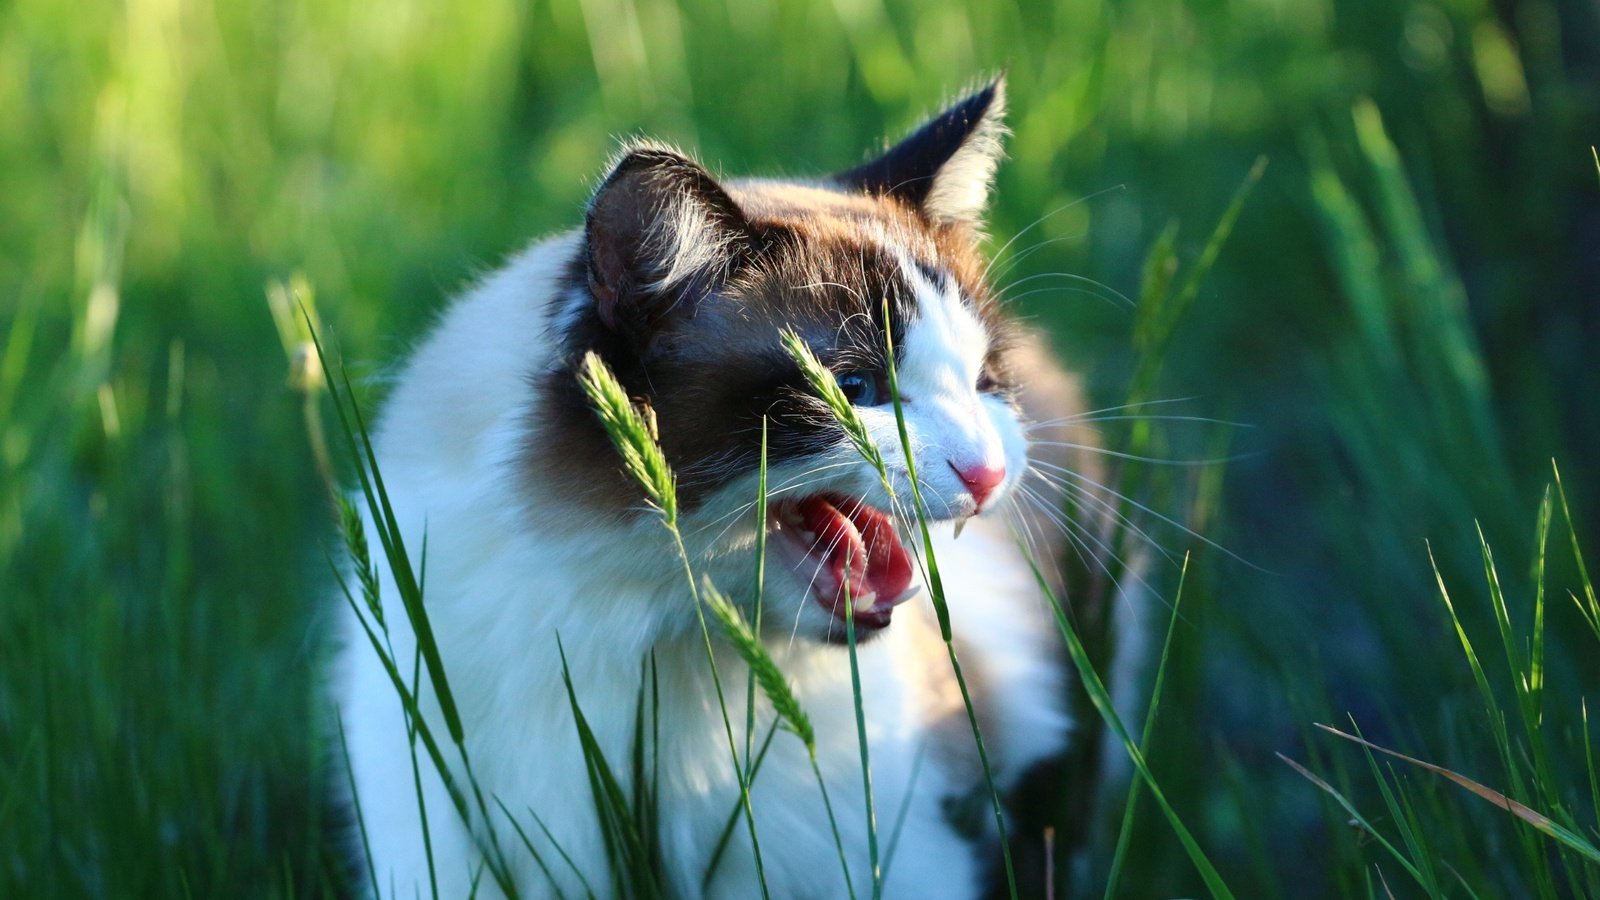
<box><xmin>526</xmin><ymin>173</ymin><xmax>1034</xmax><ymax>521</ymax></box>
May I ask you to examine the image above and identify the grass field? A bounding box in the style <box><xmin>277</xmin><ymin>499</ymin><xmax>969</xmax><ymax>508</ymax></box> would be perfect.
<box><xmin>3</xmin><ymin>0</ymin><xmax>1599</xmax><ymax>895</ymax></box>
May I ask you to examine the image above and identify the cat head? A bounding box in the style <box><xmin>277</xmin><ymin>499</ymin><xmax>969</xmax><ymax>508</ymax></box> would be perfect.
<box><xmin>537</xmin><ymin>77</ymin><xmax>1031</xmax><ymax>642</ymax></box>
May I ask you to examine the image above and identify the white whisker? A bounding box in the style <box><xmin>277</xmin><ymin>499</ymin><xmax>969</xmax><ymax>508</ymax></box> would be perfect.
<box><xmin>994</xmin><ymin>271</ymin><xmax>1134</xmax><ymax>310</ymax></box>
<box><xmin>1024</xmin><ymin>396</ymin><xmax>1202</xmax><ymax>429</ymax></box>
<box><xmin>980</xmin><ymin>184</ymin><xmax>1126</xmax><ymax>285</ymax></box>
<box><xmin>1027</xmin><ymin>467</ymin><xmax>1179</xmax><ymax>566</ymax></box>
<box><xmin>1037</xmin><ymin>462</ymin><xmax>1263</xmax><ymax>571</ymax></box>
<box><xmin>985</xmin><ymin>234</ymin><xmax>1075</xmax><ymax>288</ymax></box>
<box><xmin>1027</xmin><ymin>441</ymin><xmax>1253</xmax><ymax>468</ymax></box>
<box><xmin>1030</xmin><ymin>413</ymin><xmax>1252</xmax><ymax>430</ymax></box>
<box><xmin>688</xmin><ymin>461</ymin><xmax>859</xmax><ymax>538</ymax></box>
<box><xmin>1014</xmin><ymin>481</ymin><xmax>1137</xmax><ymax>601</ymax></box>
<box><xmin>1014</xmin><ymin>480</ymin><xmax>1170</xmax><ymax>614</ymax></box>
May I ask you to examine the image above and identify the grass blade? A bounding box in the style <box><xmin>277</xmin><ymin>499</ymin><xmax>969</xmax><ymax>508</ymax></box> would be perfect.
<box><xmin>1018</xmin><ymin>546</ymin><xmax>1233</xmax><ymax>898</ymax></box>
<box><xmin>702</xmin><ymin>722</ymin><xmax>780</xmax><ymax>891</ymax></box>
<box><xmin>1103</xmin><ymin>554</ymin><xmax>1189</xmax><ymax>898</ymax></box>
<box><xmin>334</xmin><ymin>718</ymin><xmax>382</xmax><ymax>900</ymax></box>
<box><xmin>1475</xmin><ymin>520</ymin><xmax>1558</xmax><ymax>806</ymax></box>
<box><xmin>1551</xmin><ymin>461</ymin><xmax>1600</xmax><ymax>641</ymax></box>
<box><xmin>490</xmin><ymin>797</ymin><xmax>568</xmax><ymax>899</ymax></box>
<box><xmin>1429</xmin><ymin>541</ymin><xmax>1513</xmax><ymax>754</ymax></box>
<box><xmin>529</xmin><ymin>803</ymin><xmax>599</xmax><ymax>900</ymax></box>
<box><xmin>578</xmin><ymin>351</ymin><xmax>770</xmax><ymax>897</ymax></box>
<box><xmin>1585</xmin><ymin>701</ymin><xmax>1600</xmax><ymax>841</ymax></box>
<box><xmin>556</xmin><ymin>637</ymin><xmax>662</xmax><ymax>900</ymax></box>
<box><xmin>704</xmin><ymin>581</ymin><xmax>813</xmax><ymax>748</ymax></box>
<box><xmin>311</xmin><ymin>320</ymin><xmax>521</xmax><ymax>897</ymax></box>
<box><xmin>406</xmin><ymin>645</ymin><xmax>442</xmax><ymax>900</ymax></box>
<box><xmin>701</xmin><ymin>586</ymin><xmax>853</xmax><ymax>895</ymax></box>
<box><xmin>876</xmin><ymin>741</ymin><xmax>927</xmax><ymax>885</ymax></box>
<box><xmin>1277</xmin><ymin>753</ymin><xmax>1426</xmax><ymax>886</ymax></box>
<box><xmin>1315</xmin><ymin>723</ymin><xmax>1600</xmax><ymax>865</ymax></box>
<box><xmin>844</xmin><ymin>576</ymin><xmax>881</xmax><ymax>899</ymax></box>
<box><xmin>328</xmin><ymin>561</ymin><xmax>472</xmax><ymax>846</ymax></box>
<box><xmin>310</xmin><ymin>321</ymin><xmax>465</xmax><ymax>749</ymax></box>
<box><xmin>745</xmin><ymin>419</ymin><xmax>770</xmax><ymax>774</ymax></box>
<box><xmin>878</xmin><ymin>302</ymin><xmax>1017</xmax><ymax>898</ymax></box>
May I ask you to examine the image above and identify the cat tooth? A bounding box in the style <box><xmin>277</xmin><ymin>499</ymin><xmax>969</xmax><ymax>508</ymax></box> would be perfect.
<box><xmin>852</xmin><ymin>590</ymin><xmax>877</xmax><ymax>613</ymax></box>
<box><xmin>952</xmin><ymin>518</ymin><xmax>968</xmax><ymax>540</ymax></box>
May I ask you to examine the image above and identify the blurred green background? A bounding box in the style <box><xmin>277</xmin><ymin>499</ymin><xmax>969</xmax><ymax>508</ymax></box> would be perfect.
<box><xmin>3</xmin><ymin>0</ymin><xmax>1598</xmax><ymax>896</ymax></box>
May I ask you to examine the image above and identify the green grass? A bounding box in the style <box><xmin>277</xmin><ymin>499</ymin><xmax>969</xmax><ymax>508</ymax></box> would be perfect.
<box><xmin>1284</xmin><ymin>469</ymin><xmax>1600</xmax><ymax>896</ymax></box>
<box><xmin>578</xmin><ymin>351</ymin><xmax>770</xmax><ymax>898</ymax></box>
<box><xmin>2</xmin><ymin>0</ymin><xmax>1598</xmax><ymax>896</ymax></box>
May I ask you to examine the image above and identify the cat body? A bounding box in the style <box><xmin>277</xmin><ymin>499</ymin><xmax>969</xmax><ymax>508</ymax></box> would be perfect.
<box><xmin>337</xmin><ymin>79</ymin><xmax>1101</xmax><ymax>898</ymax></box>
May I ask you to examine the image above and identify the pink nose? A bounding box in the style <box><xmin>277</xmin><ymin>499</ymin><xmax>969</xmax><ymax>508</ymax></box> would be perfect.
<box><xmin>949</xmin><ymin>461</ymin><xmax>1005</xmax><ymax>509</ymax></box>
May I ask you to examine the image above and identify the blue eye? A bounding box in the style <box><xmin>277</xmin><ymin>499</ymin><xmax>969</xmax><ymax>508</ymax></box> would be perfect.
<box><xmin>835</xmin><ymin>370</ymin><xmax>883</xmax><ymax>406</ymax></box>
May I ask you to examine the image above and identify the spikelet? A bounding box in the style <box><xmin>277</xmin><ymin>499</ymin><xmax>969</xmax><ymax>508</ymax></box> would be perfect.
<box><xmin>578</xmin><ymin>351</ymin><xmax>679</xmax><ymax>524</ymax></box>
<box><xmin>778</xmin><ymin>328</ymin><xmax>884</xmax><ymax>472</ymax></box>
<box><xmin>336</xmin><ymin>492</ymin><xmax>383</xmax><ymax>627</ymax></box>
<box><xmin>703</xmin><ymin>579</ymin><xmax>815</xmax><ymax>750</ymax></box>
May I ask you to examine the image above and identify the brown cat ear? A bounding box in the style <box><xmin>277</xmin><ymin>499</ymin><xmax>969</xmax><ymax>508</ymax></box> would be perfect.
<box><xmin>585</xmin><ymin>143</ymin><xmax>753</xmax><ymax>335</ymax></box>
<box><xmin>834</xmin><ymin>76</ymin><xmax>1008</xmax><ymax>227</ymax></box>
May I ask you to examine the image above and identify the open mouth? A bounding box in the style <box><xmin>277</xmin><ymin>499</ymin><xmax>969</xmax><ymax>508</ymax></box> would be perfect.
<box><xmin>767</xmin><ymin>492</ymin><xmax>919</xmax><ymax>631</ymax></box>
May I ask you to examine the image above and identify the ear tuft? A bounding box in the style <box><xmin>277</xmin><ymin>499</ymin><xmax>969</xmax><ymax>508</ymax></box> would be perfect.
<box><xmin>585</xmin><ymin>142</ymin><xmax>751</xmax><ymax>334</ymax></box>
<box><xmin>835</xmin><ymin>76</ymin><xmax>1008</xmax><ymax>226</ymax></box>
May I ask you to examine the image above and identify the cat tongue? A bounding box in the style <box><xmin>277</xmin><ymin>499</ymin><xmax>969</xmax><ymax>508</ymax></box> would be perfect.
<box><xmin>796</xmin><ymin>495</ymin><xmax>915</xmax><ymax>617</ymax></box>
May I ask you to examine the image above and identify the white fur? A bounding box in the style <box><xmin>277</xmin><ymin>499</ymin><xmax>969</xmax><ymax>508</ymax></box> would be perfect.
<box><xmin>336</xmin><ymin>232</ymin><xmax>1068</xmax><ymax>898</ymax></box>
<box><xmin>921</xmin><ymin>84</ymin><xmax>1007</xmax><ymax>226</ymax></box>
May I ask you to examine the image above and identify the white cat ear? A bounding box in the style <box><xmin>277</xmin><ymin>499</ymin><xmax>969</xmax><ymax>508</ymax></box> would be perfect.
<box><xmin>585</xmin><ymin>143</ymin><xmax>752</xmax><ymax>334</ymax></box>
<box><xmin>835</xmin><ymin>76</ymin><xmax>1008</xmax><ymax>226</ymax></box>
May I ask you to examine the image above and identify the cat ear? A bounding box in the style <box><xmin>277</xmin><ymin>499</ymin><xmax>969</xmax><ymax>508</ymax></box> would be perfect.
<box><xmin>835</xmin><ymin>76</ymin><xmax>1008</xmax><ymax>226</ymax></box>
<box><xmin>585</xmin><ymin>143</ymin><xmax>752</xmax><ymax>334</ymax></box>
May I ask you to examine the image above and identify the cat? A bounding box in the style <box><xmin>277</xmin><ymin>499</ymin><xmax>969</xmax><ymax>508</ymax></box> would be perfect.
<box><xmin>335</xmin><ymin>76</ymin><xmax>1112</xmax><ymax>899</ymax></box>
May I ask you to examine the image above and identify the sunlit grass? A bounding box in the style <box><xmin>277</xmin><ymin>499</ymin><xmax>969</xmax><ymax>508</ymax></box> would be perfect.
<box><xmin>2</xmin><ymin>0</ymin><xmax>1596</xmax><ymax>895</ymax></box>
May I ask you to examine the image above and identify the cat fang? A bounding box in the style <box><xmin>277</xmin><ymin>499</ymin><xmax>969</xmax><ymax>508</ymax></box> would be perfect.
<box><xmin>335</xmin><ymin>77</ymin><xmax>1117</xmax><ymax>898</ymax></box>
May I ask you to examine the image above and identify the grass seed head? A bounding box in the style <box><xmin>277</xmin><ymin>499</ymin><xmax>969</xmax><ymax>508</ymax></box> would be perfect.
<box><xmin>704</xmin><ymin>579</ymin><xmax>815</xmax><ymax>749</ymax></box>
<box><xmin>779</xmin><ymin>328</ymin><xmax>883</xmax><ymax>471</ymax></box>
<box><xmin>335</xmin><ymin>493</ymin><xmax>383</xmax><ymax>625</ymax></box>
<box><xmin>578</xmin><ymin>351</ymin><xmax>678</xmax><ymax>523</ymax></box>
